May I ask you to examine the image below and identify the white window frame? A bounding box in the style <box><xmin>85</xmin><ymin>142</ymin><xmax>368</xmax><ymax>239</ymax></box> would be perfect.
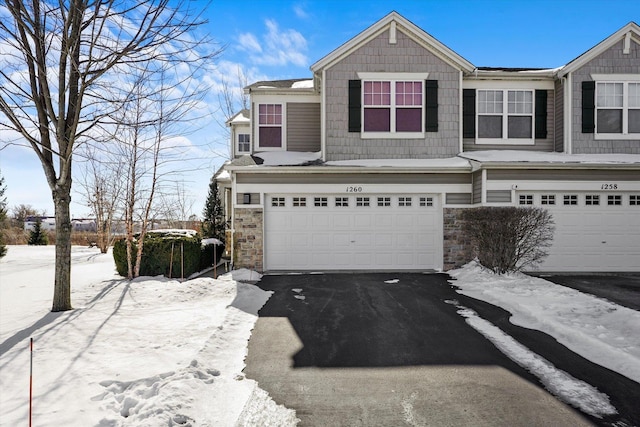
<box><xmin>358</xmin><ymin>72</ymin><xmax>430</xmax><ymax>139</ymax></box>
<box><xmin>237</xmin><ymin>133</ymin><xmax>250</xmax><ymax>153</ymax></box>
<box><xmin>476</xmin><ymin>89</ymin><xmax>535</xmax><ymax>145</ymax></box>
<box><xmin>592</xmin><ymin>74</ymin><xmax>640</xmax><ymax>140</ymax></box>
<box><xmin>256</xmin><ymin>102</ymin><xmax>285</xmax><ymax>150</ymax></box>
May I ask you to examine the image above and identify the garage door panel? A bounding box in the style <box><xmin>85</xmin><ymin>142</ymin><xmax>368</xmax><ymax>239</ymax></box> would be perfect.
<box><xmin>526</xmin><ymin>192</ymin><xmax>639</xmax><ymax>272</ymax></box>
<box><xmin>265</xmin><ymin>194</ymin><xmax>441</xmax><ymax>270</ymax></box>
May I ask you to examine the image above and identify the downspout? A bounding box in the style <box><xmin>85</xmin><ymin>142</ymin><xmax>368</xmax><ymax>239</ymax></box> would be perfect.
<box><xmin>230</xmin><ymin>170</ymin><xmax>237</xmax><ymax>269</ymax></box>
<box><xmin>564</xmin><ymin>73</ymin><xmax>572</xmax><ymax>154</ymax></box>
<box><xmin>459</xmin><ymin>70</ymin><xmax>464</xmax><ymax>153</ymax></box>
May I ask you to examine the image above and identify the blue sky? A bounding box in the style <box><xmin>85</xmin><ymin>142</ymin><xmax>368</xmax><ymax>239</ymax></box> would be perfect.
<box><xmin>1</xmin><ymin>0</ymin><xmax>639</xmax><ymax>219</ymax></box>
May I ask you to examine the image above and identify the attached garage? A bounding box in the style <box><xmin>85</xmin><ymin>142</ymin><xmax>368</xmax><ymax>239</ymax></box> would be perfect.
<box><xmin>518</xmin><ymin>192</ymin><xmax>640</xmax><ymax>272</ymax></box>
<box><xmin>264</xmin><ymin>193</ymin><xmax>442</xmax><ymax>271</ymax></box>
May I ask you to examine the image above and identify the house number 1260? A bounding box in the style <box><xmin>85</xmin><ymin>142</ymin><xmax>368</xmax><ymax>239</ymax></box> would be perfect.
<box><xmin>346</xmin><ymin>186</ymin><xmax>363</xmax><ymax>193</ymax></box>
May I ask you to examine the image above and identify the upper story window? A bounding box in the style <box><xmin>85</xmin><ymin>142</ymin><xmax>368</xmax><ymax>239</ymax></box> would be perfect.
<box><xmin>258</xmin><ymin>104</ymin><xmax>282</xmax><ymax>148</ymax></box>
<box><xmin>596</xmin><ymin>82</ymin><xmax>640</xmax><ymax>136</ymax></box>
<box><xmin>477</xmin><ymin>89</ymin><xmax>534</xmax><ymax>143</ymax></box>
<box><xmin>363</xmin><ymin>80</ymin><xmax>423</xmax><ymax>134</ymax></box>
<box><xmin>237</xmin><ymin>133</ymin><xmax>250</xmax><ymax>153</ymax></box>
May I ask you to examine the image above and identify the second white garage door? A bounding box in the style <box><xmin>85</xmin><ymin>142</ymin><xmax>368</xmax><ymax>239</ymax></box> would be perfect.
<box><xmin>264</xmin><ymin>194</ymin><xmax>442</xmax><ymax>271</ymax></box>
<box><xmin>519</xmin><ymin>192</ymin><xmax>640</xmax><ymax>272</ymax></box>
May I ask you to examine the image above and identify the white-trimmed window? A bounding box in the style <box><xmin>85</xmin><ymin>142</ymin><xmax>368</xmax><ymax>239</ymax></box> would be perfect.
<box><xmin>293</xmin><ymin>197</ymin><xmax>306</xmax><ymax>207</ymax></box>
<box><xmin>356</xmin><ymin>197</ymin><xmax>370</xmax><ymax>207</ymax></box>
<box><xmin>563</xmin><ymin>195</ymin><xmax>578</xmax><ymax>206</ymax></box>
<box><xmin>518</xmin><ymin>194</ymin><xmax>533</xmax><ymax>205</ymax></box>
<box><xmin>377</xmin><ymin>197</ymin><xmax>391</xmax><ymax>207</ymax></box>
<box><xmin>630</xmin><ymin>195</ymin><xmax>640</xmax><ymax>206</ymax></box>
<box><xmin>419</xmin><ymin>197</ymin><xmax>433</xmax><ymax>207</ymax></box>
<box><xmin>596</xmin><ymin>81</ymin><xmax>640</xmax><ymax>137</ymax></box>
<box><xmin>541</xmin><ymin>194</ymin><xmax>555</xmax><ymax>205</ymax></box>
<box><xmin>271</xmin><ymin>197</ymin><xmax>285</xmax><ymax>207</ymax></box>
<box><xmin>363</xmin><ymin>80</ymin><xmax>423</xmax><ymax>136</ymax></box>
<box><xmin>398</xmin><ymin>197</ymin><xmax>412</xmax><ymax>207</ymax></box>
<box><xmin>585</xmin><ymin>195</ymin><xmax>600</xmax><ymax>205</ymax></box>
<box><xmin>237</xmin><ymin>133</ymin><xmax>250</xmax><ymax>153</ymax></box>
<box><xmin>477</xmin><ymin>89</ymin><xmax>534</xmax><ymax>143</ymax></box>
<box><xmin>258</xmin><ymin>104</ymin><xmax>283</xmax><ymax>148</ymax></box>
<box><xmin>335</xmin><ymin>197</ymin><xmax>349</xmax><ymax>207</ymax></box>
<box><xmin>607</xmin><ymin>195</ymin><xmax>622</xmax><ymax>206</ymax></box>
<box><xmin>314</xmin><ymin>197</ymin><xmax>328</xmax><ymax>207</ymax></box>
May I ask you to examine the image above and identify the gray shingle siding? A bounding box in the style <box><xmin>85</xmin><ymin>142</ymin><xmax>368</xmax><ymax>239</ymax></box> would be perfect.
<box><xmin>324</xmin><ymin>29</ymin><xmax>460</xmax><ymax>161</ymax></box>
<box><xmin>571</xmin><ymin>39</ymin><xmax>640</xmax><ymax>154</ymax></box>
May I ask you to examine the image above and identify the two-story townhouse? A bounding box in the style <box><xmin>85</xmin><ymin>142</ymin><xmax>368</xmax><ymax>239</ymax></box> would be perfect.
<box><xmin>222</xmin><ymin>12</ymin><xmax>640</xmax><ymax>273</ymax></box>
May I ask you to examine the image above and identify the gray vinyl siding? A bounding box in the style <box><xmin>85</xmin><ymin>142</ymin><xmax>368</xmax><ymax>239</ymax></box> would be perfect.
<box><xmin>487</xmin><ymin>169</ymin><xmax>640</xmax><ymax>181</ymax></box>
<box><xmin>446</xmin><ymin>193</ymin><xmax>472</xmax><ymax>204</ymax></box>
<box><xmin>287</xmin><ymin>103</ymin><xmax>321</xmax><ymax>152</ymax></box>
<box><xmin>324</xmin><ymin>29</ymin><xmax>461</xmax><ymax>160</ymax></box>
<box><xmin>554</xmin><ymin>79</ymin><xmax>564</xmax><ymax>152</ymax></box>
<box><xmin>236</xmin><ymin>193</ymin><xmax>260</xmax><ymax>204</ymax></box>
<box><xmin>463</xmin><ymin>90</ymin><xmax>555</xmax><ymax>152</ymax></box>
<box><xmin>236</xmin><ymin>172</ymin><xmax>471</xmax><ymax>185</ymax></box>
<box><xmin>571</xmin><ymin>39</ymin><xmax>640</xmax><ymax>154</ymax></box>
<box><xmin>472</xmin><ymin>170</ymin><xmax>482</xmax><ymax>204</ymax></box>
<box><xmin>487</xmin><ymin>190</ymin><xmax>511</xmax><ymax>203</ymax></box>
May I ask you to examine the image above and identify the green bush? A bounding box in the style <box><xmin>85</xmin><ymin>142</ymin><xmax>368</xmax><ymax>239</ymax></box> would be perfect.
<box><xmin>461</xmin><ymin>206</ymin><xmax>554</xmax><ymax>274</ymax></box>
<box><xmin>113</xmin><ymin>234</ymin><xmax>204</xmax><ymax>278</ymax></box>
<box><xmin>200</xmin><ymin>240</ymin><xmax>225</xmax><ymax>270</ymax></box>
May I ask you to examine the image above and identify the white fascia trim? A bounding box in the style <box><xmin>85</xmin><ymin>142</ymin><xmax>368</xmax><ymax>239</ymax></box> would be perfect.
<box><xmin>591</xmin><ymin>74</ymin><xmax>640</xmax><ymax>81</ymax></box>
<box><xmin>487</xmin><ymin>180</ymin><xmax>640</xmax><ymax>192</ymax></box>
<box><xmin>594</xmin><ymin>134</ymin><xmax>640</xmax><ymax>140</ymax></box>
<box><xmin>475</xmin><ymin>138</ymin><xmax>536</xmax><ymax>146</ymax></box>
<box><xmin>236</xmin><ymin>183</ymin><xmax>471</xmax><ymax>194</ymax></box>
<box><xmin>463</xmin><ymin>80</ymin><xmax>555</xmax><ymax>90</ymax></box>
<box><xmin>358</xmin><ymin>72</ymin><xmax>430</xmax><ymax>80</ymax></box>
<box><xmin>361</xmin><ymin>132</ymin><xmax>425</xmax><ymax>139</ymax></box>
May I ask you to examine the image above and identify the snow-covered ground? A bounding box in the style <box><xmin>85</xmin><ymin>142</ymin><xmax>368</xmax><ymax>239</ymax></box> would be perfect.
<box><xmin>449</xmin><ymin>261</ymin><xmax>640</xmax><ymax>417</ymax></box>
<box><xmin>0</xmin><ymin>246</ymin><xmax>297</xmax><ymax>426</ymax></box>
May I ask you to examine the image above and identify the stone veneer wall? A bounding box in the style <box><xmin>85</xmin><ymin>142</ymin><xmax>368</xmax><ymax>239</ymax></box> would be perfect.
<box><xmin>443</xmin><ymin>208</ymin><xmax>473</xmax><ymax>270</ymax></box>
<box><xmin>233</xmin><ymin>208</ymin><xmax>263</xmax><ymax>271</ymax></box>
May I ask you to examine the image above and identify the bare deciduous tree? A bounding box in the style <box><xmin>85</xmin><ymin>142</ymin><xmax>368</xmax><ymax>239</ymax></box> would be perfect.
<box><xmin>0</xmin><ymin>1</ymin><xmax>219</xmax><ymax>310</ymax></box>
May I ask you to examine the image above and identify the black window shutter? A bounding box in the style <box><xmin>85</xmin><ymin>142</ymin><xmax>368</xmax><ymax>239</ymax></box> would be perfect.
<box><xmin>425</xmin><ymin>80</ymin><xmax>438</xmax><ymax>132</ymax></box>
<box><xmin>348</xmin><ymin>80</ymin><xmax>361</xmax><ymax>132</ymax></box>
<box><xmin>535</xmin><ymin>90</ymin><xmax>547</xmax><ymax>139</ymax></box>
<box><xmin>463</xmin><ymin>89</ymin><xmax>476</xmax><ymax>138</ymax></box>
<box><xmin>582</xmin><ymin>81</ymin><xmax>595</xmax><ymax>134</ymax></box>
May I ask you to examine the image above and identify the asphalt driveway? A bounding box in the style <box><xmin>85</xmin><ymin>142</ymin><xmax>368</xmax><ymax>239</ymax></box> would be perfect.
<box><xmin>243</xmin><ymin>273</ymin><xmax>637</xmax><ymax>426</ymax></box>
<box><xmin>535</xmin><ymin>274</ymin><xmax>640</xmax><ymax>311</ymax></box>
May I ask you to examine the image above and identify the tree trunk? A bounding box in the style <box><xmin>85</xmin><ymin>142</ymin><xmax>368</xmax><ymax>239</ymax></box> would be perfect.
<box><xmin>51</xmin><ymin>185</ymin><xmax>73</xmax><ymax>312</ymax></box>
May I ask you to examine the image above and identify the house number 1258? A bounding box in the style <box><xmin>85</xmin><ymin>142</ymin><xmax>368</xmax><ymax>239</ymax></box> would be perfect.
<box><xmin>346</xmin><ymin>186</ymin><xmax>363</xmax><ymax>193</ymax></box>
<box><xmin>601</xmin><ymin>184</ymin><xmax>618</xmax><ymax>190</ymax></box>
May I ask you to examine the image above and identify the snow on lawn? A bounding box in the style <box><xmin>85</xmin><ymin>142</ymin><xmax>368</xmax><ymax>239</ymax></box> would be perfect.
<box><xmin>0</xmin><ymin>246</ymin><xmax>297</xmax><ymax>426</ymax></box>
<box><xmin>449</xmin><ymin>262</ymin><xmax>640</xmax><ymax>386</ymax></box>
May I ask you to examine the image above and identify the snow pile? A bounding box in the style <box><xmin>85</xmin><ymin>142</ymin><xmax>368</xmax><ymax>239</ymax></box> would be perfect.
<box><xmin>459</xmin><ymin>150</ymin><xmax>640</xmax><ymax>165</ymax></box>
<box><xmin>326</xmin><ymin>157</ymin><xmax>470</xmax><ymax>168</ymax></box>
<box><xmin>449</xmin><ymin>261</ymin><xmax>640</xmax><ymax>384</ymax></box>
<box><xmin>253</xmin><ymin>151</ymin><xmax>321</xmax><ymax>166</ymax></box>
<box><xmin>0</xmin><ymin>246</ymin><xmax>297</xmax><ymax>426</ymax></box>
<box><xmin>291</xmin><ymin>79</ymin><xmax>314</xmax><ymax>89</ymax></box>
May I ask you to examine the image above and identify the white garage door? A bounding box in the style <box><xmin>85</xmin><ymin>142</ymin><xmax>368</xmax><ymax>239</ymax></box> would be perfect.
<box><xmin>265</xmin><ymin>194</ymin><xmax>442</xmax><ymax>271</ymax></box>
<box><xmin>519</xmin><ymin>192</ymin><xmax>640</xmax><ymax>272</ymax></box>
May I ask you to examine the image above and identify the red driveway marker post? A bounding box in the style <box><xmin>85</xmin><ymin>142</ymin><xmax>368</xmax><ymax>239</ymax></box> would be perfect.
<box><xmin>29</xmin><ymin>337</ymin><xmax>33</xmax><ymax>427</ymax></box>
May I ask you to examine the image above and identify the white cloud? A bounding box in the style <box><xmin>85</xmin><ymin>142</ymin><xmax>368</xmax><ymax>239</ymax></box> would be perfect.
<box><xmin>293</xmin><ymin>4</ymin><xmax>309</xmax><ymax>19</ymax></box>
<box><xmin>235</xmin><ymin>19</ymin><xmax>308</xmax><ymax>68</ymax></box>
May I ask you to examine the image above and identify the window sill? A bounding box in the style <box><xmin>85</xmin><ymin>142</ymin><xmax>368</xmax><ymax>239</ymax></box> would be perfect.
<box><xmin>475</xmin><ymin>138</ymin><xmax>535</xmax><ymax>145</ymax></box>
<box><xmin>594</xmin><ymin>133</ymin><xmax>640</xmax><ymax>140</ymax></box>
<box><xmin>361</xmin><ymin>131</ymin><xmax>425</xmax><ymax>139</ymax></box>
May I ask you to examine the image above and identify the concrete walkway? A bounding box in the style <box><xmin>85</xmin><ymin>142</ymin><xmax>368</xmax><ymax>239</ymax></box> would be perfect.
<box><xmin>244</xmin><ymin>273</ymin><xmax>594</xmax><ymax>426</ymax></box>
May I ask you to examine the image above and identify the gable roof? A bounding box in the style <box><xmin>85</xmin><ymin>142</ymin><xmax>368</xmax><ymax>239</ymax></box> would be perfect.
<box><xmin>558</xmin><ymin>21</ymin><xmax>640</xmax><ymax>77</ymax></box>
<box><xmin>225</xmin><ymin>109</ymin><xmax>250</xmax><ymax>126</ymax></box>
<box><xmin>310</xmin><ymin>11</ymin><xmax>475</xmax><ymax>74</ymax></box>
